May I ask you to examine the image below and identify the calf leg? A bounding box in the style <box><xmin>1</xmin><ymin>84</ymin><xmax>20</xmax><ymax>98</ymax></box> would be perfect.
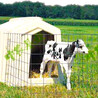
<box><xmin>63</xmin><ymin>64</ymin><xmax>72</xmax><ymax>90</ymax></box>
<box><xmin>61</xmin><ymin>64</ymin><xmax>64</xmax><ymax>73</ymax></box>
<box><xmin>66</xmin><ymin>70</ymin><xmax>71</xmax><ymax>90</ymax></box>
<box><xmin>40</xmin><ymin>55</ymin><xmax>53</xmax><ymax>78</ymax></box>
<box><xmin>48</xmin><ymin>63</ymin><xmax>53</xmax><ymax>77</ymax></box>
<box><xmin>40</xmin><ymin>61</ymin><xmax>47</xmax><ymax>78</ymax></box>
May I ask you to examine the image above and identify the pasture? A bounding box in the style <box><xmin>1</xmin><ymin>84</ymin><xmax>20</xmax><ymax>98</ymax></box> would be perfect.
<box><xmin>0</xmin><ymin>17</ymin><xmax>98</xmax><ymax>97</ymax></box>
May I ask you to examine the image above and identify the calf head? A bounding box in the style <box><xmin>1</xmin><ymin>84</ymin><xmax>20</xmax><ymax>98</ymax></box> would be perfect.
<box><xmin>63</xmin><ymin>39</ymin><xmax>88</xmax><ymax>60</ymax></box>
<box><xmin>75</xmin><ymin>39</ymin><xmax>88</xmax><ymax>54</ymax></box>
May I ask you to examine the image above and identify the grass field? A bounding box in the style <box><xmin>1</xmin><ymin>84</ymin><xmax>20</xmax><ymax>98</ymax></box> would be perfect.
<box><xmin>0</xmin><ymin>16</ymin><xmax>98</xmax><ymax>26</ymax></box>
<box><xmin>0</xmin><ymin>17</ymin><xmax>98</xmax><ymax>97</ymax></box>
<box><xmin>44</xmin><ymin>18</ymin><xmax>98</xmax><ymax>26</ymax></box>
<box><xmin>0</xmin><ymin>16</ymin><xmax>15</xmax><ymax>24</ymax></box>
<box><xmin>44</xmin><ymin>18</ymin><xmax>98</xmax><ymax>22</ymax></box>
<box><xmin>56</xmin><ymin>25</ymin><xmax>98</xmax><ymax>34</ymax></box>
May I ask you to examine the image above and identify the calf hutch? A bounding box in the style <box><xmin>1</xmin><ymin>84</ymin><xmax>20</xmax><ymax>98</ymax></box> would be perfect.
<box><xmin>0</xmin><ymin>17</ymin><xmax>65</xmax><ymax>86</ymax></box>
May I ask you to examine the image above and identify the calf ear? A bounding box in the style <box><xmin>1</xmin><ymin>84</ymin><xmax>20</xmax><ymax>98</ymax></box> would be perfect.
<box><xmin>77</xmin><ymin>40</ymin><xmax>79</xmax><ymax>44</ymax></box>
<box><xmin>72</xmin><ymin>41</ymin><xmax>76</xmax><ymax>47</ymax></box>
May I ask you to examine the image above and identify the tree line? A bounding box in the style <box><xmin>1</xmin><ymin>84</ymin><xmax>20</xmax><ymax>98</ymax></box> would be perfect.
<box><xmin>0</xmin><ymin>1</ymin><xmax>98</xmax><ymax>20</ymax></box>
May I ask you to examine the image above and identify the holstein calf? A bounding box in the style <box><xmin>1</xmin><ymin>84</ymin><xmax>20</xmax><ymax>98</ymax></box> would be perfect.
<box><xmin>40</xmin><ymin>39</ymin><xmax>88</xmax><ymax>90</ymax></box>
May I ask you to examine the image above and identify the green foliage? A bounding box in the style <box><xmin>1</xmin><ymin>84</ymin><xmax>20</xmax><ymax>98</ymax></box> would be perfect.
<box><xmin>14</xmin><ymin>44</ymin><xmax>23</xmax><ymax>56</ymax></box>
<box><xmin>5</xmin><ymin>50</ymin><xmax>15</xmax><ymax>61</ymax></box>
<box><xmin>24</xmin><ymin>38</ymin><xmax>31</xmax><ymax>50</ymax></box>
<box><xmin>5</xmin><ymin>38</ymin><xmax>31</xmax><ymax>61</ymax></box>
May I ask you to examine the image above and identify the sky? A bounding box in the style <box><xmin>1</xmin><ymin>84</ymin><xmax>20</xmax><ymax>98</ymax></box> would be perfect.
<box><xmin>0</xmin><ymin>0</ymin><xmax>98</xmax><ymax>6</ymax></box>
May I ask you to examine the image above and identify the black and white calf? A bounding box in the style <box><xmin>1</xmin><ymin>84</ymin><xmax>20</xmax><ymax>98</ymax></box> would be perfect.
<box><xmin>40</xmin><ymin>39</ymin><xmax>88</xmax><ymax>90</ymax></box>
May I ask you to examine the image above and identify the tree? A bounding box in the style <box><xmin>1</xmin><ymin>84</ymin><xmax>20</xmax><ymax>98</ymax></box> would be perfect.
<box><xmin>0</xmin><ymin>2</ymin><xmax>98</xmax><ymax>19</ymax></box>
<box><xmin>3</xmin><ymin>4</ymin><xmax>13</xmax><ymax>16</ymax></box>
<box><xmin>51</xmin><ymin>5</ymin><xmax>63</xmax><ymax>18</ymax></box>
<box><xmin>81</xmin><ymin>5</ymin><xmax>95</xmax><ymax>19</ymax></box>
<box><xmin>0</xmin><ymin>2</ymin><xmax>4</xmax><ymax>16</ymax></box>
<box><xmin>62</xmin><ymin>5</ymin><xmax>81</xmax><ymax>19</ymax></box>
<box><xmin>32</xmin><ymin>2</ymin><xmax>46</xmax><ymax>17</ymax></box>
<box><xmin>93</xmin><ymin>5</ymin><xmax>98</xmax><ymax>20</ymax></box>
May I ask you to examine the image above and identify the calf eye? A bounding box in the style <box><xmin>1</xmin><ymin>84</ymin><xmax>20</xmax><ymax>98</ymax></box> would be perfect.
<box><xmin>49</xmin><ymin>45</ymin><xmax>51</xmax><ymax>47</ymax></box>
<box><xmin>79</xmin><ymin>46</ymin><xmax>82</xmax><ymax>48</ymax></box>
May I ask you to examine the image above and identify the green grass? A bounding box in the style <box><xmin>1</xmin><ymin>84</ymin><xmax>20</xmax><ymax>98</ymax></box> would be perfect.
<box><xmin>0</xmin><ymin>82</ymin><xmax>97</xmax><ymax>98</ymax></box>
<box><xmin>0</xmin><ymin>17</ymin><xmax>98</xmax><ymax>97</ymax></box>
<box><xmin>0</xmin><ymin>16</ymin><xmax>16</xmax><ymax>24</ymax></box>
<box><xmin>56</xmin><ymin>25</ymin><xmax>98</xmax><ymax>34</ymax></box>
<box><xmin>0</xmin><ymin>16</ymin><xmax>14</xmax><ymax>20</ymax></box>
<box><xmin>44</xmin><ymin>18</ymin><xmax>98</xmax><ymax>26</ymax></box>
<box><xmin>44</xmin><ymin>18</ymin><xmax>98</xmax><ymax>23</ymax></box>
<box><xmin>0</xmin><ymin>16</ymin><xmax>98</xmax><ymax>26</ymax></box>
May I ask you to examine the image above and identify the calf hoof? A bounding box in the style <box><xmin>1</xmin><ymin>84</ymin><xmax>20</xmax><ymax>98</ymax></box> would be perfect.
<box><xmin>67</xmin><ymin>88</ymin><xmax>71</xmax><ymax>90</ymax></box>
<box><xmin>67</xmin><ymin>84</ymin><xmax>71</xmax><ymax>90</ymax></box>
<box><xmin>40</xmin><ymin>75</ymin><xmax>43</xmax><ymax>78</ymax></box>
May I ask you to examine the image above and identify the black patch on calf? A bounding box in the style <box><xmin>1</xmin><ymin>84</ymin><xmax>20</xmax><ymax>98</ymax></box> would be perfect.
<box><xmin>59</xmin><ymin>54</ymin><xmax>61</xmax><ymax>58</ymax></box>
<box><xmin>51</xmin><ymin>42</ymin><xmax>58</xmax><ymax>59</ymax></box>
<box><xmin>76</xmin><ymin>40</ymin><xmax>80</xmax><ymax>48</ymax></box>
<box><xmin>59</xmin><ymin>48</ymin><xmax>62</xmax><ymax>52</ymax></box>
<box><xmin>47</xmin><ymin>50</ymin><xmax>52</xmax><ymax>54</ymax></box>
<box><xmin>63</xmin><ymin>42</ymin><xmax>75</xmax><ymax>61</ymax></box>
<box><xmin>57</xmin><ymin>52</ymin><xmax>59</xmax><ymax>56</ymax></box>
<box><xmin>64</xmin><ymin>55</ymin><xmax>68</xmax><ymax>60</ymax></box>
<box><xmin>53</xmin><ymin>42</ymin><xmax>58</xmax><ymax>51</ymax></box>
<box><xmin>76</xmin><ymin>40</ymin><xmax>83</xmax><ymax>48</ymax></box>
<box><xmin>52</xmin><ymin>51</ymin><xmax>57</xmax><ymax>59</ymax></box>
